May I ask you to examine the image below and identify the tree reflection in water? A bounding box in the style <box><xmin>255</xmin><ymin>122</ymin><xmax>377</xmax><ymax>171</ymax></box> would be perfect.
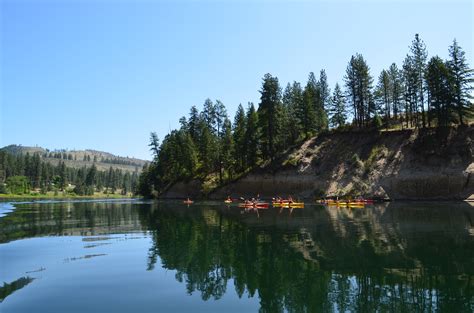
<box><xmin>1</xmin><ymin>200</ymin><xmax>472</xmax><ymax>312</ymax></box>
<box><xmin>139</xmin><ymin>202</ymin><xmax>474</xmax><ymax>313</ymax></box>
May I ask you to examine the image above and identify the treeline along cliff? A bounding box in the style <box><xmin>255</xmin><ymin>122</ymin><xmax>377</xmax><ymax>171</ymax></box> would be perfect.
<box><xmin>137</xmin><ymin>35</ymin><xmax>473</xmax><ymax>200</ymax></box>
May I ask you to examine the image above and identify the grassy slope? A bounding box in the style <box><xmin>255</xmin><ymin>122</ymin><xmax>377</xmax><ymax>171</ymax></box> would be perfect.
<box><xmin>1</xmin><ymin>145</ymin><xmax>148</xmax><ymax>173</ymax></box>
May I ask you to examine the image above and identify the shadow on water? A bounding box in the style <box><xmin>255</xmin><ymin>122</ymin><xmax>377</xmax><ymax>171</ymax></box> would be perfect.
<box><xmin>1</xmin><ymin>200</ymin><xmax>473</xmax><ymax>312</ymax></box>
<box><xmin>0</xmin><ymin>277</ymin><xmax>35</xmax><ymax>303</ymax></box>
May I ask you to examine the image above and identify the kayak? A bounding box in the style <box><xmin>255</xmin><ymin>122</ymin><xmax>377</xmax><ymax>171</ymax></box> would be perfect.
<box><xmin>327</xmin><ymin>202</ymin><xmax>365</xmax><ymax>207</ymax></box>
<box><xmin>272</xmin><ymin>200</ymin><xmax>290</xmax><ymax>204</ymax></box>
<box><xmin>320</xmin><ymin>199</ymin><xmax>373</xmax><ymax>205</ymax></box>
<box><xmin>183</xmin><ymin>200</ymin><xmax>194</xmax><ymax>205</ymax></box>
<box><xmin>280</xmin><ymin>202</ymin><xmax>305</xmax><ymax>208</ymax></box>
<box><xmin>238</xmin><ymin>202</ymin><xmax>269</xmax><ymax>209</ymax></box>
<box><xmin>224</xmin><ymin>200</ymin><xmax>232</xmax><ymax>204</ymax></box>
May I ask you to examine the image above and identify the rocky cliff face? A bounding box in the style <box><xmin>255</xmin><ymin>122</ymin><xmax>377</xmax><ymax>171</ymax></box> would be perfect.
<box><xmin>165</xmin><ymin>126</ymin><xmax>473</xmax><ymax>200</ymax></box>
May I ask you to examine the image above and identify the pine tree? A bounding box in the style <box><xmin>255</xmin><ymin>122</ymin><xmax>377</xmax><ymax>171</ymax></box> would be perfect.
<box><xmin>197</xmin><ymin>118</ymin><xmax>216</xmax><ymax>174</ymax></box>
<box><xmin>58</xmin><ymin>161</ymin><xmax>67</xmax><ymax>190</ymax></box>
<box><xmin>188</xmin><ymin>106</ymin><xmax>200</xmax><ymax>142</ymax></box>
<box><xmin>149</xmin><ymin>132</ymin><xmax>160</xmax><ymax>161</ymax></box>
<box><xmin>220</xmin><ymin>118</ymin><xmax>234</xmax><ymax>181</ymax></box>
<box><xmin>447</xmin><ymin>39</ymin><xmax>473</xmax><ymax>125</ymax></box>
<box><xmin>281</xmin><ymin>83</ymin><xmax>302</xmax><ymax>148</ymax></box>
<box><xmin>403</xmin><ymin>55</ymin><xmax>417</xmax><ymax>128</ymax></box>
<box><xmin>215</xmin><ymin>100</ymin><xmax>228</xmax><ymax>183</ymax></box>
<box><xmin>426</xmin><ymin>56</ymin><xmax>453</xmax><ymax>127</ymax></box>
<box><xmin>388</xmin><ymin>63</ymin><xmax>404</xmax><ymax>121</ymax></box>
<box><xmin>344</xmin><ymin>54</ymin><xmax>374</xmax><ymax>127</ymax></box>
<box><xmin>257</xmin><ymin>73</ymin><xmax>282</xmax><ymax>163</ymax></box>
<box><xmin>202</xmin><ymin>98</ymin><xmax>217</xmax><ymax>133</ymax></box>
<box><xmin>245</xmin><ymin>103</ymin><xmax>260</xmax><ymax>168</ymax></box>
<box><xmin>329</xmin><ymin>83</ymin><xmax>347</xmax><ymax>128</ymax></box>
<box><xmin>300</xmin><ymin>73</ymin><xmax>318</xmax><ymax>138</ymax></box>
<box><xmin>409</xmin><ymin>34</ymin><xmax>428</xmax><ymax>127</ymax></box>
<box><xmin>85</xmin><ymin>164</ymin><xmax>97</xmax><ymax>187</ymax></box>
<box><xmin>232</xmin><ymin>104</ymin><xmax>247</xmax><ymax>173</ymax></box>
<box><xmin>374</xmin><ymin>69</ymin><xmax>391</xmax><ymax>121</ymax></box>
<box><xmin>317</xmin><ymin>69</ymin><xmax>330</xmax><ymax>131</ymax></box>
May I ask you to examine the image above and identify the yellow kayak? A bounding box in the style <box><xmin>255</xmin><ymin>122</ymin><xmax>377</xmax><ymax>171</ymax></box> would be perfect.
<box><xmin>280</xmin><ymin>202</ymin><xmax>305</xmax><ymax>208</ymax></box>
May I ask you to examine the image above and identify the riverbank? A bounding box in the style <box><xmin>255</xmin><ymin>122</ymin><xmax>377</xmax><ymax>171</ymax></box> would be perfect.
<box><xmin>160</xmin><ymin>126</ymin><xmax>473</xmax><ymax>201</ymax></box>
<box><xmin>0</xmin><ymin>192</ymin><xmax>133</xmax><ymax>200</ymax></box>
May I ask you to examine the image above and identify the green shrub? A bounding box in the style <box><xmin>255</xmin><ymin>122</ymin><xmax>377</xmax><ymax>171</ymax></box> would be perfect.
<box><xmin>351</xmin><ymin>153</ymin><xmax>363</xmax><ymax>168</ymax></box>
<box><xmin>372</xmin><ymin>114</ymin><xmax>383</xmax><ymax>129</ymax></box>
<box><xmin>283</xmin><ymin>156</ymin><xmax>299</xmax><ymax>167</ymax></box>
<box><xmin>6</xmin><ymin>176</ymin><xmax>29</xmax><ymax>194</ymax></box>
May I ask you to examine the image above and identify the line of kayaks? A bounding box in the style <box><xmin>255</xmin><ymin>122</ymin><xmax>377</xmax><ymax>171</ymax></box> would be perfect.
<box><xmin>184</xmin><ymin>198</ymin><xmax>375</xmax><ymax>208</ymax></box>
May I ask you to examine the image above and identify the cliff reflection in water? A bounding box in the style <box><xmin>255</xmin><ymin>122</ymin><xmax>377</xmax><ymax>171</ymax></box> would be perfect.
<box><xmin>1</xmin><ymin>200</ymin><xmax>473</xmax><ymax>312</ymax></box>
<box><xmin>141</xmin><ymin>202</ymin><xmax>473</xmax><ymax>312</ymax></box>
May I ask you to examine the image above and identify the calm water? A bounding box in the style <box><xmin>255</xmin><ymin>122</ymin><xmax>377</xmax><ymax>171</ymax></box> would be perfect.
<box><xmin>0</xmin><ymin>200</ymin><xmax>473</xmax><ymax>312</ymax></box>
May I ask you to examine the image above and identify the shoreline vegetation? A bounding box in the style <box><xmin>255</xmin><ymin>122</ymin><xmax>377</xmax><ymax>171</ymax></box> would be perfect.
<box><xmin>0</xmin><ymin>192</ymin><xmax>134</xmax><ymax>200</ymax></box>
<box><xmin>137</xmin><ymin>35</ymin><xmax>473</xmax><ymax>200</ymax></box>
<box><xmin>0</xmin><ymin>149</ymin><xmax>140</xmax><ymax>198</ymax></box>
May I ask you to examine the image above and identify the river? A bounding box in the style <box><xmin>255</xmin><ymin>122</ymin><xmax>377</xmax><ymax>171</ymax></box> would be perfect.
<box><xmin>0</xmin><ymin>199</ymin><xmax>473</xmax><ymax>312</ymax></box>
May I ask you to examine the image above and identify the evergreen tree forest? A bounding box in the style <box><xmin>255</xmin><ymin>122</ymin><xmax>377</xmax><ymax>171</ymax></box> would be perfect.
<box><xmin>0</xmin><ymin>150</ymin><xmax>139</xmax><ymax>196</ymax></box>
<box><xmin>138</xmin><ymin>36</ymin><xmax>473</xmax><ymax>198</ymax></box>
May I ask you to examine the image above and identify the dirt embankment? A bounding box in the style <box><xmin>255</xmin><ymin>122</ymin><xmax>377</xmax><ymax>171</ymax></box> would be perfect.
<box><xmin>163</xmin><ymin>126</ymin><xmax>473</xmax><ymax>200</ymax></box>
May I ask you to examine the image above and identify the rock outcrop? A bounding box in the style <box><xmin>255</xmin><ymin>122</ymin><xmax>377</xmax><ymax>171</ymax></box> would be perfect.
<box><xmin>165</xmin><ymin>126</ymin><xmax>474</xmax><ymax>200</ymax></box>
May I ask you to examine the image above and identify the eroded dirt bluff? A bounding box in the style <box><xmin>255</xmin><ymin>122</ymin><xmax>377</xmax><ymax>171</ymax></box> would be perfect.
<box><xmin>208</xmin><ymin>126</ymin><xmax>473</xmax><ymax>200</ymax></box>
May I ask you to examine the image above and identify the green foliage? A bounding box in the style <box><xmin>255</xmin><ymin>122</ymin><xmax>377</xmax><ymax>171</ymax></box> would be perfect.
<box><xmin>135</xmin><ymin>35</ymin><xmax>472</xmax><ymax>197</ymax></box>
<box><xmin>447</xmin><ymin>39</ymin><xmax>473</xmax><ymax>125</ymax></box>
<box><xmin>0</xmin><ymin>150</ymin><xmax>139</xmax><ymax>196</ymax></box>
<box><xmin>365</xmin><ymin>145</ymin><xmax>388</xmax><ymax>173</ymax></box>
<box><xmin>374</xmin><ymin>70</ymin><xmax>390</xmax><ymax>119</ymax></box>
<box><xmin>283</xmin><ymin>156</ymin><xmax>299</xmax><ymax>167</ymax></box>
<box><xmin>372</xmin><ymin>114</ymin><xmax>383</xmax><ymax>129</ymax></box>
<box><xmin>351</xmin><ymin>153</ymin><xmax>363</xmax><ymax>170</ymax></box>
<box><xmin>281</xmin><ymin>82</ymin><xmax>302</xmax><ymax>147</ymax></box>
<box><xmin>329</xmin><ymin>83</ymin><xmax>347</xmax><ymax>128</ymax></box>
<box><xmin>245</xmin><ymin>103</ymin><xmax>260</xmax><ymax>168</ymax></box>
<box><xmin>6</xmin><ymin>176</ymin><xmax>29</xmax><ymax>194</ymax></box>
<box><xmin>426</xmin><ymin>56</ymin><xmax>455</xmax><ymax>127</ymax></box>
<box><xmin>232</xmin><ymin>104</ymin><xmax>247</xmax><ymax>173</ymax></box>
<box><xmin>258</xmin><ymin>73</ymin><xmax>282</xmax><ymax>163</ymax></box>
<box><xmin>0</xmin><ymin>183</ymin><xmax>7</xmax><ymax>194</ymax></box>
<box><xmin>344</xmin><ymin>53</ymin><xmax>374</xmax><ymax>128</ymax></box>
<box><xmin>300</xmin><ymin>73</ymin><xmax>318</xmax><ymax>138</ymax></box>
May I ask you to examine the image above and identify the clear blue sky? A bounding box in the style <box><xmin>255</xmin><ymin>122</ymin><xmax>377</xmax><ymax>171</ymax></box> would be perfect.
<box><xmin>1</xmin><ymin>0</ymin><xmax>472</xmax><ymax>160</ymax></box>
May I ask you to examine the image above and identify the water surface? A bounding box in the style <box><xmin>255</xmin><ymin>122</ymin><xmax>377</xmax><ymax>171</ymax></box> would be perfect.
<box><xmin>0</xmin><ymin>200</ymin><xmax>473</xmax><ymax>312</ymax></box>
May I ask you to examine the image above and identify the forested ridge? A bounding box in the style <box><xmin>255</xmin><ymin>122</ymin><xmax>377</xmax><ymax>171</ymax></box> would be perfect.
<box><xmin>0</xmin><ymin>150</ymin><xmax>139</xmax><ymax>196</ymax></box>
<box><xmin>1</xmin><ymin>145</ymin><xmax>147</xmax><ymax>169</ymax></box>
<box><xmin>138</xmin><ymin>35</ymin><xmax>473</xmax><ymax>198</ymax></box>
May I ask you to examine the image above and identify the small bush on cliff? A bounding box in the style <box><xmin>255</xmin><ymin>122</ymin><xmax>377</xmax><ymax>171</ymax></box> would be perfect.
<box><xmin>283</xmin><ymin>156</ymin><xmax>299</xmax><ymax>167</ymax></box>
<box><xmin>365</xmin><ymin>145</ymin><xmax>388</xmax><ymax>174</ymax></box>
<box><xmin>351</xmin><ymin>153</ymin><xmax>364</xmax><ymax>169</ymax></box>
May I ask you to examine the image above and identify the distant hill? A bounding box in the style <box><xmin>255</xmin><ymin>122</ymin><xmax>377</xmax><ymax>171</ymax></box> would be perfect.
<box><xmin>1</xmin><ymin>145</ymin><xmax>149</xmax><ymax>173</ymax></box>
